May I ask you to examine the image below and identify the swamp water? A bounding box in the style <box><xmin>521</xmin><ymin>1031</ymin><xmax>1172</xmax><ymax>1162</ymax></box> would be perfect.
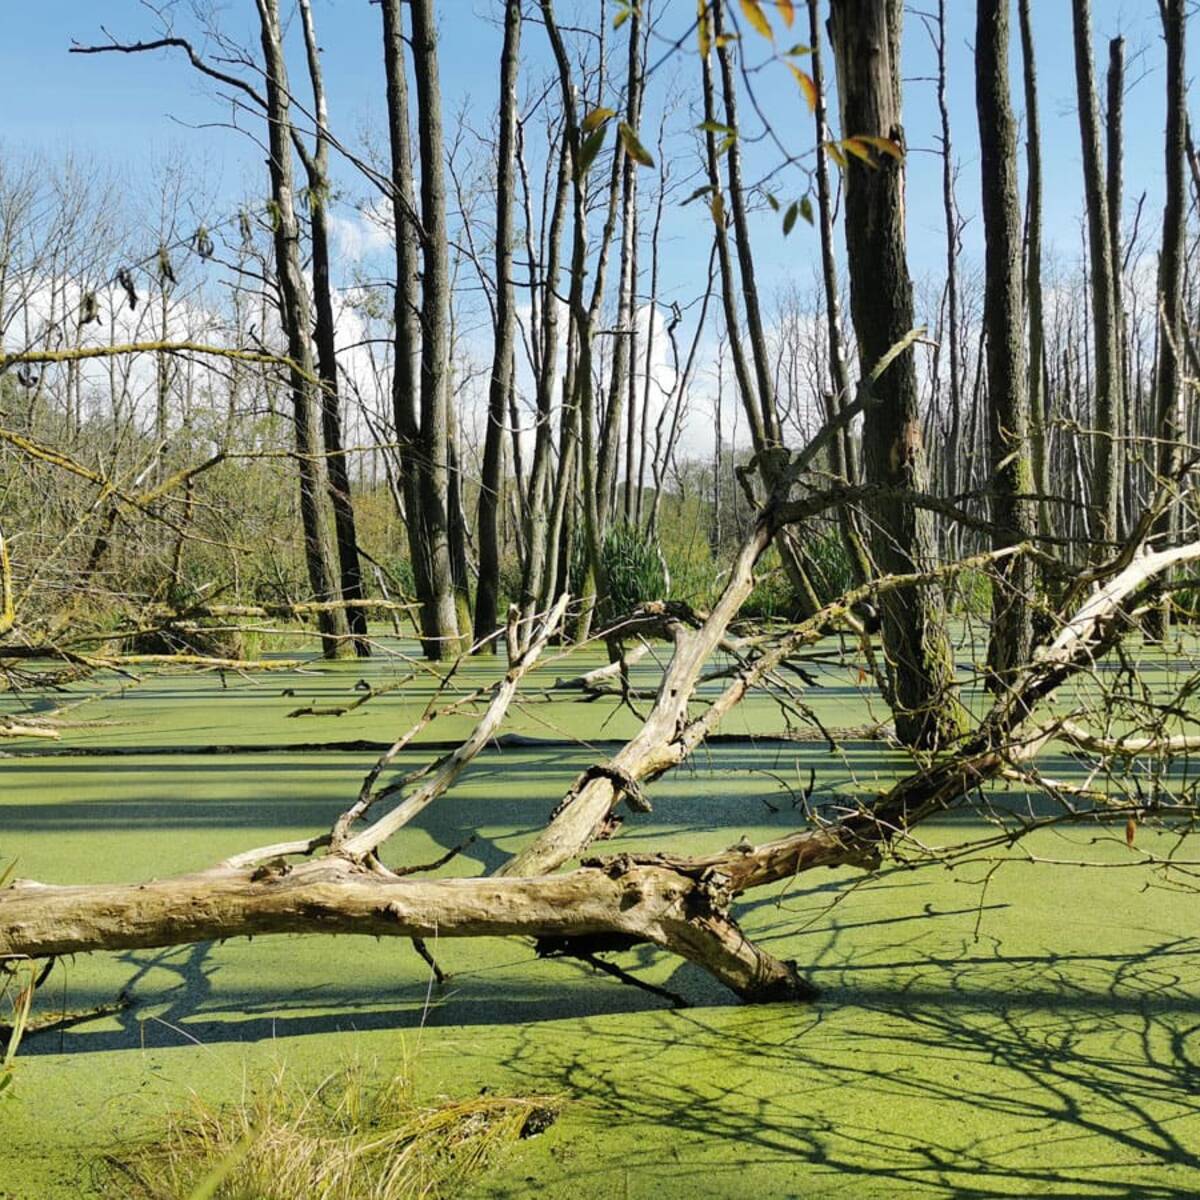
<box><xmin>2</xmin><ymin>634</ymin><xmax>1199</xmax><ymax>1197</ymax></box>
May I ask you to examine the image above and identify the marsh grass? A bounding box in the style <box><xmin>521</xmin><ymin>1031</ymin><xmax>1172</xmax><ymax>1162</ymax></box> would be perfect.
<box><xmin>102</xmin><ymin>1061</ymin><xmax>561</xmax><ymax>1200</ymax></box>
<box><xmin>0</xmin><ymin>960</ymin><xmax>35</xmax><ymax>1097</ymax></box>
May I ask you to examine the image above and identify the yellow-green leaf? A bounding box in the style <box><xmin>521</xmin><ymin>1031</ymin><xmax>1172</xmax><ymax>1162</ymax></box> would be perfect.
<box><xmin>738</xmin><ymin>0</ymin><xmax>772</xmax><ymax>40</ymax></box>
<box><xmin>697</xmin><ymin>0</ymin><xmax>711</xmax><ymax>57</ymax></box>
<box><xmin>855</xmin><ymin>134</ymin><xmax>904</xmax><ymax>161</ymax></box>
<box><xmin>788</xmin><ymin>63</ymin><xmax>817</xmax><ymax>112</ymax></box>
<box><xmin>841</xmin><ymin>136</ymin><xmax>875</xmax><ymax>164</ymax></box>
<box><xmin>582</xmin><ymin>107</ymin><xmax>616</xmax><ymax>133</ymax></box>
<box><xmin>799</xmin><ymin>194</ymin><xmax>814</xmax><ymax>224</ymax></box>
<box><xmin>577</xmin><ymin>127</ymin><xmax>608</xmax><ymax>177</ymax></box>
<box><xmin>710</xmin><ymin>191</ymin><xmax>726</xmax><ymax>227</ymax></box>
<box><xmin>613</xmin><ymin>3</ymin><xmax>635</xmax><ymax>30</ymax></box>
<box><xmin>823</xmin><ymin>141</ymin><xmax>848</xmax><ymax>169</ymax></box>
<box><xmin>784</xmin><ymin>43</ymin><xmax>812</xmax><ymax>56</ymax></box>
<box><xmin>783</xmin><ymin>201</ymin><xmax>799</xmax><ymax>235</ymax></box>
<box><xmin>618</xmin><ymin>121</ymin><xmax>655</xmax><ymax>168</ymax></box>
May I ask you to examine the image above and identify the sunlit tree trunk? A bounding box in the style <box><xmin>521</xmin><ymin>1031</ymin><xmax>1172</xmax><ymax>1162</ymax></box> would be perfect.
<box><xmin>1017</xmin><ymin>0</ymin><xmax>1051</xmax><ymax>543</ymax></box>
<box><xmin>520</xmin><ymin>139</ymin><xmax>569</xmax><ymax>635</ymax></box>
<box><xmin>255</xmin><ymin>0</ymin><xmax>350</xmax><ymax>658</ymax></box>
<box><xmin>298</xmin><ymin>0</ymin><xmax>369</xmax><ymax>657</ymax></box>
<box><xmin>1106</xmin><ymin>35</ymin><xmax>1128</xmax><ymax>538</ymax></box>
<box><xmin>1071</xmin><ymin>0</ymin><xmax>1119</xmax><ymax>554</ymax></box>
<box><xmin>704</xmin><ymin>0</ymin><xmax>820</xmax><ymax>618</ymax></box>
<box><xmin>829</xmin><ymin>0</ymin><xmax>960</xmax><ymax>749</ymax></box>
<box><xmin>976</xmin><ymin>0</ymin><xmax>1035</xmax><ymax>688</ymax></box>
<box><xmin>410</xmin><ymin>0</ymin><xmax>465</xmax><ymax>657</ymax></box>
<box><xmin>474</xmin><ymin>0</ymin><xmax>522</xmax><ymax>649</ymax></box>
<box><xmin>380</xmin><ymin>0</ymin><xmax>439</xmax><ymax>655</ymax></box>
<box><xmin>1149</xmin><ymin>0</ymin><xmax>1187</xmax><ymax>639</ymax></box>
<box><xmin>807</xmin><ymin>0</ymin><xmax>870</xmax><ymax>586</ymax></box>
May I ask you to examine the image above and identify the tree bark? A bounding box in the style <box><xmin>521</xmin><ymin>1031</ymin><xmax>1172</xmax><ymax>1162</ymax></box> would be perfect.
<box><xmin>1106</xmin><ymin>35</ymin><xmax>1127</xmax><ymax>537</ymax></box>
<box><xmin>807</xmin><ymin>0</ymin><xmax>870</xmax><ymax>586</ymax></box>
<box><xmin>828</xmin><ymin>0</ymin><xmax>959</xmax><ymax>748</ymax></box>
<box><xmin>473</xmin><ymin>0</ymin><xmax>522</xmax><ymax>649</ymax></box>
<box><xmin>380</xmin><ymin>0</ymin><xmax>439</xmax><ymax>656</ymax></box>
<box><xmin>1071</xmin><ymin>0</ymin><xmax>1120</xmax><ymax>553</ymax></box>
<box><xmin>977</xmin><ymin>0</ymin><xmax>1036</xmax><ymax>686</ymax></box>
<box><xmin>541</xmin><ymin>0</ymin><xmax>608</xmax><ymax>642</ymax></box>
<box><xmin>520</xmin><ymin>139</ymin><xmax>569</xmax><ymax>637</ymax></box>
<box><xmin>704</xmin><ymin>2</ymin><xmax>820</xmax><ymax>620</ymax></box>
<box><xmin>933</xmin><ymin>0</ymin><xmax>964</xmax><ymax>557</ymax></box>
<box><xmin>1017</xmin><ymin>0</ymin><xmax>1052</xmax><ymax>542</ymax></box>
<box><xmin>410</xmin><ymin>0</ymin><xmax>464</xmax><ymax>658</ymax></box>
<box><xmin>298</xmin><ymin>0</ymin><xmax>369</xmax><ymax>657</ymax></box>
<box><xmin>255</xmin><ymin>0</ymin><xmax>350</xmax><ymax>659</ymax></box>
<box><xmin>1150</xmin><ymin>0</ymin><xmax>1187</xmax><ymax>637</ymax></box>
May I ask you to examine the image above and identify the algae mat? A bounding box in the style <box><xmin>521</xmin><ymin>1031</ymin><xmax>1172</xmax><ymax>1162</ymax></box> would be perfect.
<box><xmin>2</xmin><ymin>643</ymin><xmax>1199</xmax><ymax>1196</ymax></box>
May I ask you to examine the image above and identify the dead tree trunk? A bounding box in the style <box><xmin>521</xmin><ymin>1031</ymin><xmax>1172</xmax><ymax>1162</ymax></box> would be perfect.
<box><xmin>6</xmin><ymin>517</ymin><xmax>1193</xmax><ymax>1004</ymax></box>
<box><xmin>1106</xmin><ymin>35</ymin><xmax>1128</xmax><ymax>538</ymax></box>
<box><xmin>473</xmin><ymin>0</ymin><xmax>522</xmax><ymax>649</ymax></box>
<box><xmin>828</xmin><ymin>0</ymin><xmax>960</xmax><ymax>749</ymax></box>
<box><xmin>298</xmin><ymin>0</ymin><xmax>369</xmax><ymax>657</ymax></box>
<box><xmin>255</xmin><ymin>0</ymin><xmax>350</xmax><ymax>659</ymax></box>
<box><xmin>410</xmin><ymin>0</ymin><xmax>465</xmax><ymax>658</ymax></box>
<box><xmin>520</xmin><ymin>139</ymin><xmax>569</xmax><ymax>637</ymax></box>
<box><xmin>976</xmin><ymin>0</ymin><xmax>1036</xmax><ymax>685</ymax></box>
<box><xmin>703</xmin><ymin>1</ymin><xmax>821</xmax><ymax>619</ymax></box>
<box><xmin>807</xmin><ymin>0</ymin><xmax>870</xmax><ymax>586</ymax></box>
<box><xmin>380</xmin><ymin>0</ymin><xmax>439</xmax><ymax>656</ymax></box>
<box><xmin>1017</xmin><ymin>0</ymin><xmax>1052</xmax><ymax>543</ymax></box>
<box><xmin>932</xmin><ymin>0</ymin><xmax>964</xmax><ymax>555</ymax></box>
<box><xmin>1150</xmin><ymin>0</ymin><xmax>1188</xmax><ymax>638</ymax></box>
<box><xmin>1071</xmin><ymin>0</ymin><xmax>1120</xmax><ymax>553</ymax></box>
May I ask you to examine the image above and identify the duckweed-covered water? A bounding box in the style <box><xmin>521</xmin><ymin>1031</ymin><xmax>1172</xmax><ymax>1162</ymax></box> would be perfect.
<box><xmin>2</xmin><ymin>632</ymin><xmax>1199</xmax><ymax>1197</ymax></box>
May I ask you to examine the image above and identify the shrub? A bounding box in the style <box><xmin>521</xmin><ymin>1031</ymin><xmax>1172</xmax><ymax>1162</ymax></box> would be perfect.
<box><xmin>804</xmin><ymin>525</ymin><xmax>856</xmax><ymax>605</ymax></box>
<box><xmin>598</xmin><ymin>522</ymin><xmax>667</xmax><ymax>618</ymax></box>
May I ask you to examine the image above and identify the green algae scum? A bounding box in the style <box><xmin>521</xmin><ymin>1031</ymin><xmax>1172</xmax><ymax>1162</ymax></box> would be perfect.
<box><xmin>3</xmin><ymin>637</ymin><xmax>1200</xmax><ymax>1198</ymax></box>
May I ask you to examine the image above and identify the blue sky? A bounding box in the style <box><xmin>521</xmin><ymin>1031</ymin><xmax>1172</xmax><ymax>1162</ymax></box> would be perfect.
<box><xmin>1</xmin><ymin>1</ymin><xmax>1177</xmax><ymax>316</ymax></box>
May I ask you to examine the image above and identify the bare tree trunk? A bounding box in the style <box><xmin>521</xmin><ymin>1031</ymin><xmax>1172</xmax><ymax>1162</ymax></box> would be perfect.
<box><xmin>933</xmin><ymin>0</ymin><xmax>964</xmax><ymax>553</ymax></box>
<box><xmin>380</xmin><ymin>0</ymin><xmax>439</xmax><ymax>656</ymax></box>
<box><xmin>808</xmin><ymin>0</ymin><xmax>870</xmax><ymax>586</ymax></box>
<box><xmin>597</xmin><ymin>12</ymin><xmax>640</xmax><ymax>527</ymax></box>
<box><xmin>828</xmin><ymin>0</ymin><xmax>960</xmax><ymax>749</ymax></box>
<box><xmin>1149</xmin><ymin>0</ymin><xmax>1188</xmax><ymax>638</ymax></box>
<box><xmin>1106</xmin><ymin>35</ymin><xmax>1127</xmax><ymax>538</ymax></box>
<box><xmin>255</xmin><ymin>0</ymin><xmax>349</xmax><ymax>659</ymax></box>
<box><xmin>977</xmin><ymin>0</ymin><xmax>1036</xmax><ymax>686</ymax></box>
<box><xmin>520</xmin><ymin>139</ymin><xmax>569</xmax><ymax>634</ymax></box>
<box><xmin>298</xmin><ymin>0</ymin><xmax>369</xmax><ymax>657</ymax></box>
<box><xmin>1071</xmin><ymin>0</ymin><xmax>1119</xmax><ymax>553</ymax></box>
<box><xmin>410</xmin><ymin>0</ymin><xmax>464</xmax><ymax>658</ymax></box>
<box><xmin>1017</xmin><ymin>0</ymin><xmax>1051</xmax><ymax>542</ymax></box>
<box><xmin>474</xmin><ymin>0</ymin><xmax>522</xmax><ymax>649</ymax></box>
<box><xmin>704</xmin><ymin>2</ymin><xmax>820</xmax><ymax>619</ymax></box>
<box><xmin>541</xmin><ymin>0</ymin><xmax>609</xmax><ymax>641</ymax></box>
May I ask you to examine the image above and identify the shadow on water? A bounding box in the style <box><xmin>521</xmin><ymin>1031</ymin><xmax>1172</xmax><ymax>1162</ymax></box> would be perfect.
<box><xmin>481</xmin><ymin>937</ymin><xmax>1200</xmax><ymax>1198</ymax></box>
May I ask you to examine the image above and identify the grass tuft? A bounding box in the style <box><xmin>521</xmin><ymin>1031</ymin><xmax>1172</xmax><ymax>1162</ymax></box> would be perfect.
<box><xmin>102</xmin><ymin>1061</ymin><xmax>561</xmax><ymax>1200</ymax></box>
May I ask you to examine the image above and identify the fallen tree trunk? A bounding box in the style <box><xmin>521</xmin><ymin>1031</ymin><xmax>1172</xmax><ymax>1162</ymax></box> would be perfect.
<box><xmin>3</xmin><ymin>507</ymin><xmax>1194</xmax><ymax>1003</ymax></box>
<box><xmin>0</xmin><ymin>856</ymin><xmax>812</xmax><ymax>1003</ymax></box>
